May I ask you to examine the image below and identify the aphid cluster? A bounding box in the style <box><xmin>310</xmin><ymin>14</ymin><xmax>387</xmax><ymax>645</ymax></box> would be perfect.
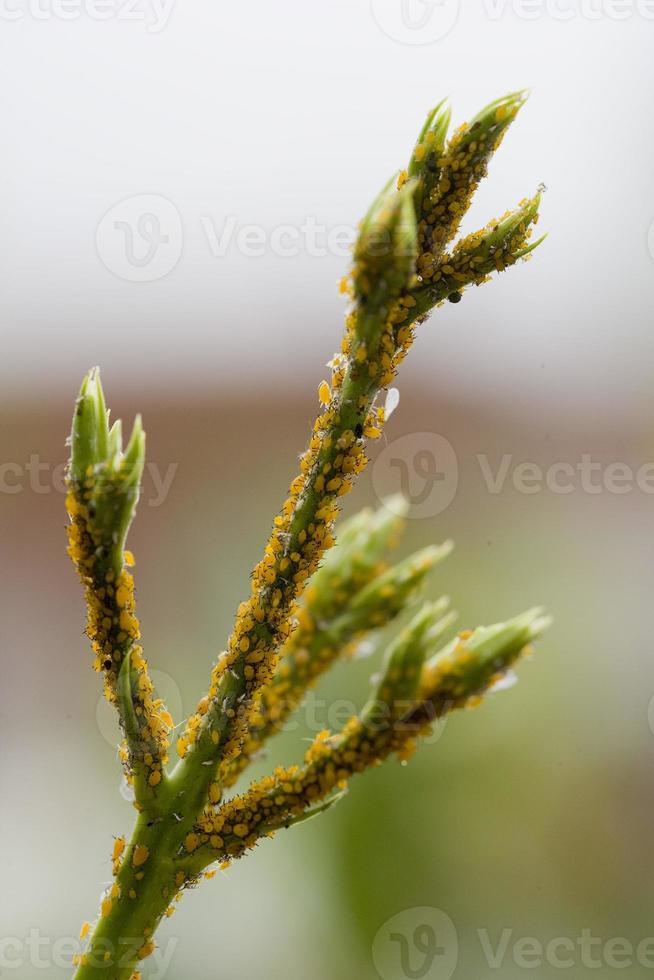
<box><xmin>221</xmin><ymin>505</ymin><xmax>445</xmax><ymax>788</ymax></box>
<box><xmin>65</xmin><ymin>92</ymin><xmax>547</xmax><ymax>980</ymax></box>
<box><xmin>181</xmin><ymin>606</ymin><xmax>545</xmax><ymax>866</ymax></box>
<box><xmin>66</xmin><ymin>479</ymin><xmax>172</xmax><ymax>793</ymax></box>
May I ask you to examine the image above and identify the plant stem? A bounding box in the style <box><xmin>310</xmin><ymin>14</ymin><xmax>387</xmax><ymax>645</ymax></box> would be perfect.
<box><xmin>72</xmin><ymin>808</ymin><xmax>183</xmax><ymax>980</ymax></box>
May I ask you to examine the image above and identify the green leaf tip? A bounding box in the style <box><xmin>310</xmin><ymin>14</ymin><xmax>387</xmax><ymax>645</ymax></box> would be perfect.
<box><xmin>69</xmin><ymin>368</ymin><xmax>145</xmax><ymax>489</ymax></box>
<box><xmin>422</xmin><ymin>606</ymin><xmax>551</xmax><ymax>710</ymax></box>
<box><xmin>408</xmin><ymin>97</ymin><xmax>452</xmax><ymax>180</ymax></box>
<box><xmin>363</xmin><ymin>599</ymin><xmax>456</xmax><ymax>727</ymax></box>
<box><xmin>351</xmin><ymin>89</ymin><xmax>546</xmax><ymax>325</ymax></box>
<box><xmin>468</xmin><ymin>89</ymin><xmax>529</xmax><ymax>133</ymax></box>
<box><xmin>71</xmin><ymin>367</ymin><xmax>109</xmax><ymax>484</ymax></box>
<box><xmin>342</xmin><ymin>540</ymin><xmax>452</xmax><ymax>639</ymax></box>
<box><xmin>353</xmin><ymin>179</ymin><xmax>419</xmax><ymax>317</ymax></box>
<box><xmin>67</xmin><ymin>369</ymin><xmax>146</xmax><ymax>572</ymax></box>
<box><xmin>379</xmin><ymin>493</ymin><xmax>410</xmax><ymax>521</ymax></box>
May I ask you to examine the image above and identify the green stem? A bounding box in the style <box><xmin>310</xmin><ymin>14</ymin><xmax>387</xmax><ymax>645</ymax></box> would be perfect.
<box><xmin>175</xmin><ymin>353</ymin><xmax>383</xmax><ymax>790</ymax></box>
<box><xmin>72</xmin><ymin>804</ymin><xmax>185</xmax><ymax>980</ymax></box>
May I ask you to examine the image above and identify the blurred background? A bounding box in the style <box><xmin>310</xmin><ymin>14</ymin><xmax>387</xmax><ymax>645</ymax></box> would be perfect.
<box><xmin>1</xmin><ymin>2</ymin><xmax>654</xmax><ymax>978</ymax></box>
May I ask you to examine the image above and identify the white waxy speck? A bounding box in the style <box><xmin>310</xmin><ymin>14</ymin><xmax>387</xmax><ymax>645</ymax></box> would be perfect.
<box><xmin>384</xmin><ymin>388</ymin><xmax>400</xmax><ymax>420</ymax></box>
<box><xmin>353</xmin><ymin>639</ymin><xmax>376</xmax><ymax>661</ymax></box>
<box><xmin>491</xmin><ymin>670</ymin><xmax>518</xmax><ymax>693</ymax></box>
<box><xmin>119</xmin><ymin>777</ymin><xmax>135</xmax><ymax>802</ymax></box>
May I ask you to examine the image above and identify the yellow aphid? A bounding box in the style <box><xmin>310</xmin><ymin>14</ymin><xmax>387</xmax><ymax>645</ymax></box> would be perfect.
<box><xmin>79</xmin><ymin>921</ymin><xmax>91</xmax><ymax>941</ymax></box>
<box><xmin>115</xmin><ymin>585</ymin><xmax>130</xmax><ymax>609</ymax></box>
<box><xmin>113</xmin><ymin>836</ymin><xmax>126</xmax><ymax>862</ymax></box>
<box><xmin>119</xmin><ymin>609</ymin><xmax>138</xmax><ymax>634</ymax></box>
<box><xmin>185</xmin><ymin>833</ymin><xmax>199</xmax><ymax>853</ymax></box>
<box><xmin>101</xmin><ymin>897</ymin><xmax>113</xmax><ymax>918</ymax></box>
<box><xmin>318</xmin><ymin>381</ymin><xmax>331</xmax><ymax>405</ymax></box>
<box><xmin>132</xmin><ymin>844</ymin><xmax>149</xmax><ymax>868</ymax></box>
<box><xmin>137</xmin><ymin>941</ymin><xmax>155</xmax><ymax>961</ymax></box>
<box><xmin>124</xmin><ymin>550</ymin><xmax>135</xmax><ymax>566</ymax></box>
<box><xmin>148</xmin><ymin>770</ymin><xmax>162</xmax><ymax>787</ymax></box>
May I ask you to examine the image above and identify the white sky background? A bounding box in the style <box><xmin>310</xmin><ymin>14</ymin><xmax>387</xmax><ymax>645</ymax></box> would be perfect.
<box><xmin>1</xmin><ymin>0</ymin><xmax>653</xmax><ymax>430</ymax></box>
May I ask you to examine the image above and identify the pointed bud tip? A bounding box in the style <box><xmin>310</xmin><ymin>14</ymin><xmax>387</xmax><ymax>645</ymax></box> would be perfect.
<box><xmin>514</xmin><ymin>606</ymin><xmax>552</xmax><ymax>640</ymax></box>
<box><xmin>381</xmin><ymin>494</ymin><xmax>410</xmax><ymax>519</ymax></box>
<box><xmin>79</xmin><ymin>365</ymin><xmax>100</xmax><ymax>392</ymax></box>
<box><xmin>124</xmin><ymin>415</ymin><xmax>146</xmax><ymax>480</ymax></box>
<box><xmin>470</xmin><ymin>89</ymin><xmax>529</xmax><ymax>135</ymax></box>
